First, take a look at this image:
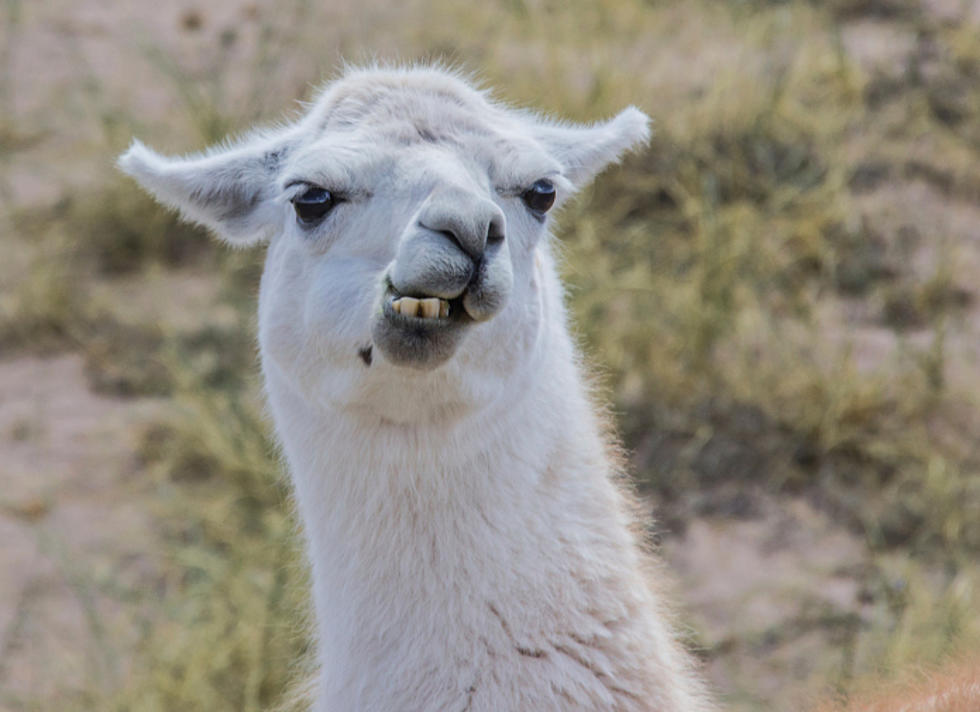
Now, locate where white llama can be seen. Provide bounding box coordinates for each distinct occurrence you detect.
[119,65,715,711]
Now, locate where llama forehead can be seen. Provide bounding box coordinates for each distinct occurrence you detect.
[309,68,496,135]
[284,69,563,192]
[324,89,491,142]
[284,116,562,198]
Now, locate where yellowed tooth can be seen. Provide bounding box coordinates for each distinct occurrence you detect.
[392,298,402,314]
[420,298,440,319]
[400,296,420,317]
[439,300,450,318]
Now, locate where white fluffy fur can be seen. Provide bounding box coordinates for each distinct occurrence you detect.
[120,65,714,711]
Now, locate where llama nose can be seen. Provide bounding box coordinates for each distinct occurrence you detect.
[418,188,505,260]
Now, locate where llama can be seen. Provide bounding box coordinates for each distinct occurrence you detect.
[119,64,980,712]
[118,64,716,711]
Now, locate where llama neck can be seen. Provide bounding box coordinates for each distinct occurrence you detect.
[265,320,710,711]
[270,321,600,583]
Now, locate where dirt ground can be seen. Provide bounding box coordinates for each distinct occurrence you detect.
[0,355,162,704]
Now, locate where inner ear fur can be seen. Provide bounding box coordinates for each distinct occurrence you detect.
[531,106,651,190]
[117,131,294,245]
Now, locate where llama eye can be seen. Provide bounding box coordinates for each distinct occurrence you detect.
[521,179,556,215]
[292,187,336,226]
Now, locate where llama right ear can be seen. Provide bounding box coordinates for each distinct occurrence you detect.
[532,106,651,190]
[117,135,289,245]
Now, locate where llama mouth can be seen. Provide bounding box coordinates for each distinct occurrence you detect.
[372,282,472,368]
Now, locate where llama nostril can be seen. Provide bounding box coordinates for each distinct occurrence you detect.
[487,213,505,246]
[423,224,475,257]
[435,228,459,246]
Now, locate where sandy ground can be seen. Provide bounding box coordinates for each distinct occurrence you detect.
[0,355,163,705]
[664,499,868,709]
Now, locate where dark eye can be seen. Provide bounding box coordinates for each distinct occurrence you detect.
[292,187,337,225]
[522,179,556,216]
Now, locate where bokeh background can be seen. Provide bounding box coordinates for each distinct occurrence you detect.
[2,1,979,710]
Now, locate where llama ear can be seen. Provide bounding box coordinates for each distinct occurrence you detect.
[533,106,651,189]
[117,135,289,245]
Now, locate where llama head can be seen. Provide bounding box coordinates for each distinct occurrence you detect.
[119,66,649,422]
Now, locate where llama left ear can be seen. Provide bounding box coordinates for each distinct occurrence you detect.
[117,134,290,245]
[532,106,651,189]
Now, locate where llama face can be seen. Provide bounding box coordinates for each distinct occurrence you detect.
[257,115,562,419]
[119,67,650,421]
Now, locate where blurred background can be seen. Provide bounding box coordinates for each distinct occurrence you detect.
[1,0,979,710]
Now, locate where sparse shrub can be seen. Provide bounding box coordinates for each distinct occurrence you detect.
[71,182,214,275]
[82,317,171,396]
[0,249,92,352]
[116,368,309,712]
